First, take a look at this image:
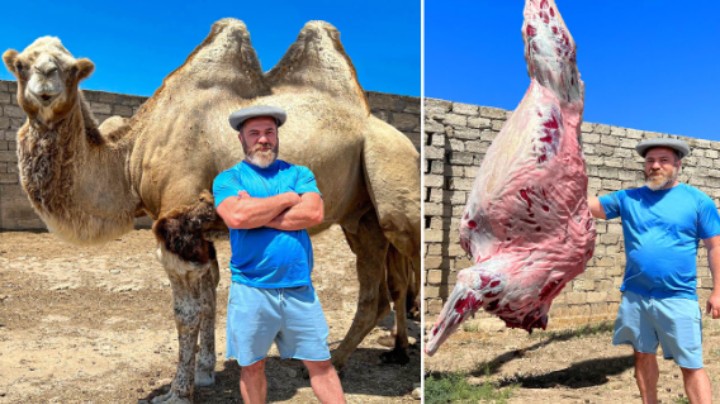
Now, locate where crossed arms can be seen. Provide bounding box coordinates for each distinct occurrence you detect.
[216,191,324,231]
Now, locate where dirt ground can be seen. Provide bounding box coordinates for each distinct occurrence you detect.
[0,226,420,403]
[425,313,720,403]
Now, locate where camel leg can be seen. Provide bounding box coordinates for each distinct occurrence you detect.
[150,191,220,402]
[195,243,219,387]
[399,255,421,320]
[359,119,421,366]
[153,245,208,403]
[380,246,410,365]
[409,255,421,319]
[333,209,390,370]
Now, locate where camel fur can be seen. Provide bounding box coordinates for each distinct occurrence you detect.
[4,19,420,403]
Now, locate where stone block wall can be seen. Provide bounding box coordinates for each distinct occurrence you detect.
[367,92,421,150]
[424,97,720,328]
[0,79,420,230]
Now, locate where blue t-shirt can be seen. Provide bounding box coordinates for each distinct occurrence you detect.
[599,183,720,299]
[212,159,321,288]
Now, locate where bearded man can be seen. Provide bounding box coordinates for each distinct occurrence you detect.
[589,138,720,404]
[213,106,345,404]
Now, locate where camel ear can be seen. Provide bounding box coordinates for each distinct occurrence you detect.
[2,49,18,74]
[75,58,94,81]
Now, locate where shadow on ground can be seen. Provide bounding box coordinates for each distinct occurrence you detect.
[141,345,421,402]
[427,322,634,391]
[497,355,634,388]
[468,322,616,376]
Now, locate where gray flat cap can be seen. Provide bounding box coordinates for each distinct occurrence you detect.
[228,105,287,131]
[636,138,690,159]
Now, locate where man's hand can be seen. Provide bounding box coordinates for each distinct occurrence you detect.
[238,190,300,203]
[216,191,300,229]
[588,196,606,219]
[704,234,720,319]
[266,192,323,231]
[707,291,720,319]
[284,191,302,206]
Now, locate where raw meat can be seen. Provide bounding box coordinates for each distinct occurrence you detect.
[426,0,596,356]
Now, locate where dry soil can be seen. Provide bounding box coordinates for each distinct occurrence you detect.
[0,226,420,403]
[425,311,720,403]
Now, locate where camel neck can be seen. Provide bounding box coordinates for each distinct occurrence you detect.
[17,98,138,244]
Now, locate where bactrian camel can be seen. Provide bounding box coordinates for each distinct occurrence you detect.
[3,19,420,403]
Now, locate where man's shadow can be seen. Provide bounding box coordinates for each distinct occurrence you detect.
[142,344,421,402]
[496,355,634,389]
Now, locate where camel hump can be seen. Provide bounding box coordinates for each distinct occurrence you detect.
[159,17,270,99]
[188,18,264,78]
[267,21,369,111]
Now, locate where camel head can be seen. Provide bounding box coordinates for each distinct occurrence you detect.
[3,36,94,125]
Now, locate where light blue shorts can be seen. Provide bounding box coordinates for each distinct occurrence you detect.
[613,290,703,369]
[226,282,331,366]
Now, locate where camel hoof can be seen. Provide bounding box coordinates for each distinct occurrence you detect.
[380,347,410,365]
[151,390,192,404]
[194,369,215,387]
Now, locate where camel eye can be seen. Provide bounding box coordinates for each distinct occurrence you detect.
[14,62,24,72]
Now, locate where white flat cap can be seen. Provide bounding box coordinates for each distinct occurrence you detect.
[228,105,287,131]
[635,138,690,159]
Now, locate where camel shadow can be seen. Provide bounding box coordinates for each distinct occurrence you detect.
[140,345,421,402]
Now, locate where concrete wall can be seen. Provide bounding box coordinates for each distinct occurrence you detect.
[0,79,420,230]
[424,97,720,328]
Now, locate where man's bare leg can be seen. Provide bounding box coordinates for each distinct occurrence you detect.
[303,360,346,404]
[240,359,267,404]
[634,351,659,404]
[681,367,712,404]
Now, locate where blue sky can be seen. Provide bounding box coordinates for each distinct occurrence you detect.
[426,1,720,141]
[0,0,420,97]
[4,2,717,141]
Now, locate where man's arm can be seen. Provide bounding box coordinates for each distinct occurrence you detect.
[216,191,300,229]
[704,235,720,319]
[588,196,607,219]
[266,192,324,231]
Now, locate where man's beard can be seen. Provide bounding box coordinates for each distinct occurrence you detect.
[645,167,678,191]
[243,141,278,169]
